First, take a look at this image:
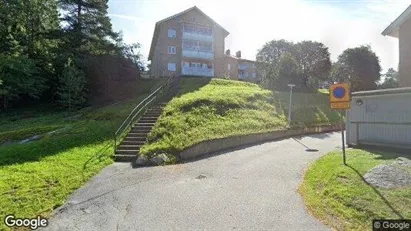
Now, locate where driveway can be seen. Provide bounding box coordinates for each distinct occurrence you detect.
[42,132,341,231]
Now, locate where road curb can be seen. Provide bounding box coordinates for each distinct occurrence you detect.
[178,124,343,160]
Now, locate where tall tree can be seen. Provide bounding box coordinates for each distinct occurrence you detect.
[378,68,399,89]
[256,39,295,90]
[58,0,120,58]
[276,53,301,91]
[294,41,331,90]
[331,45,381,91]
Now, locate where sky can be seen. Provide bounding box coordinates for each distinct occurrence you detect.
[107,0,410,72]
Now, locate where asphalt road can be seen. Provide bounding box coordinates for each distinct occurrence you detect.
[42,132,342,231]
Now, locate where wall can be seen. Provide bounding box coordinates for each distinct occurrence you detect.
[151,9,227,78]
[399,16,411,87]
[346,91,411,148]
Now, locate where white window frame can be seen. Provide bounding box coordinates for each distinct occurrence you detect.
[168,62,176,72]
[168,29,176,38]
[168,46,176,54]
[228,64,231,71]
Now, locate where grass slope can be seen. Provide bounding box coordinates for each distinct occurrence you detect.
[140,78,342,159]
[0,79,163,230]
[299,149,411,230]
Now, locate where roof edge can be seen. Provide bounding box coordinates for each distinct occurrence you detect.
[148,6,230,61]
[382,4,411,37]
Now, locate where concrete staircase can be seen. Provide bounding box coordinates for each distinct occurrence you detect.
[114,103,167,162]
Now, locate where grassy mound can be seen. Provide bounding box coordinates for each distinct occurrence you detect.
[299,149,411,230]
[140,78,342,159]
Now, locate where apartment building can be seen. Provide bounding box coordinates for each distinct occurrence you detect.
[382,4,411,87]
[148,6,258,81]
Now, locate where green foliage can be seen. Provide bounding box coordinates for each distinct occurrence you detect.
[0,0,143,110]
[256,39,331,91]
[140,78,342,158]
[331,45,381,91]
[58,0,121,57]
[56,58,87,109]
[0,54,46,109]
[299,149,411,230]
[378,68,399,89]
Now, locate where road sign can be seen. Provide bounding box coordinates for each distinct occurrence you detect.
[329,83,350,165]
[329,83,350,103]
[330,102,351,109]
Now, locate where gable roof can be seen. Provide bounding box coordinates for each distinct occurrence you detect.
[382,4,411,38]
[148,6,229,60]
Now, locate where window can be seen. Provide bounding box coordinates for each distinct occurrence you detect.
[252,72,256,78]
[168,62,176,71]
[168,29,176,38]
[228,64,231,71]
[183,62,189,67]
[168,46,176,54]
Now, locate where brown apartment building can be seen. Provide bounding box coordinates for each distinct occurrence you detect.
[148,6,259,82]
[382,4,411,87]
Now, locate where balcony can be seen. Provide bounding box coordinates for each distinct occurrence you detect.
[182,49,214,60]
[182,66,214,77]
[182,24,213,42]
[238,63,248,70]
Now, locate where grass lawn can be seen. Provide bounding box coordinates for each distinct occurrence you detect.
[299,149,411,230]
[0,78,163,230]
[140,78,342,159]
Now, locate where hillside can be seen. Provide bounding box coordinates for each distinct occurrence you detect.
[140,78,342,161]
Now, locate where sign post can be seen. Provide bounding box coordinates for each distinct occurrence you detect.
[329,83,351,165]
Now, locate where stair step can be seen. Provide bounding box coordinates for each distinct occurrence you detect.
[116,149,139,154]
[118,145,141,150]
[121,140,145,145]
[135,122,155,126]
[128,132,149,137]
[132,125,153,129]
[140,117,159,120]
[123,137,146,142]
[114,154,137,162]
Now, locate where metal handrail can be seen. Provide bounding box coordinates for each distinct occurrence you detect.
[114,76,178,152]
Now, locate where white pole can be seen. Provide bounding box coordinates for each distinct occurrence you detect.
[288,88,292,126]
[287,84,295,127]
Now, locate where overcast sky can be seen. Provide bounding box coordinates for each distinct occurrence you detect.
[107,0,410,72]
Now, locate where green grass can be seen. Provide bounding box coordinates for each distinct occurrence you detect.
[299,149,411,230]
[140,78,343,159]
[0,78,163,230]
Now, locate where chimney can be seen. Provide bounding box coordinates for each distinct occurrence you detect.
[226,49,231,55]
[236,50,241,58]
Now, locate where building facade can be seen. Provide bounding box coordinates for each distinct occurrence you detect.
[382,4,411,87]
[148,6,258,82]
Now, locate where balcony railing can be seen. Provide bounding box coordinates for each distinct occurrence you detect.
[238,73,249,79]
[182,67,214,77]
[182,32,213,42]
[238,64,248,70]
[182,49,214,60]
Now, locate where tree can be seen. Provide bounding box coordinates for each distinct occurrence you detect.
[378,68,399,89]
[276,53,301,91]
[0,55,46,109]
[256,40,295,90]
[58,0,120,59]
[56,58,87,109]
[117,42,144,70]
[294,41,331,90]
[256,39,331,92]
[332,45,381,91]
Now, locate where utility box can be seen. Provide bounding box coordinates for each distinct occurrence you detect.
[346,87,411,149]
